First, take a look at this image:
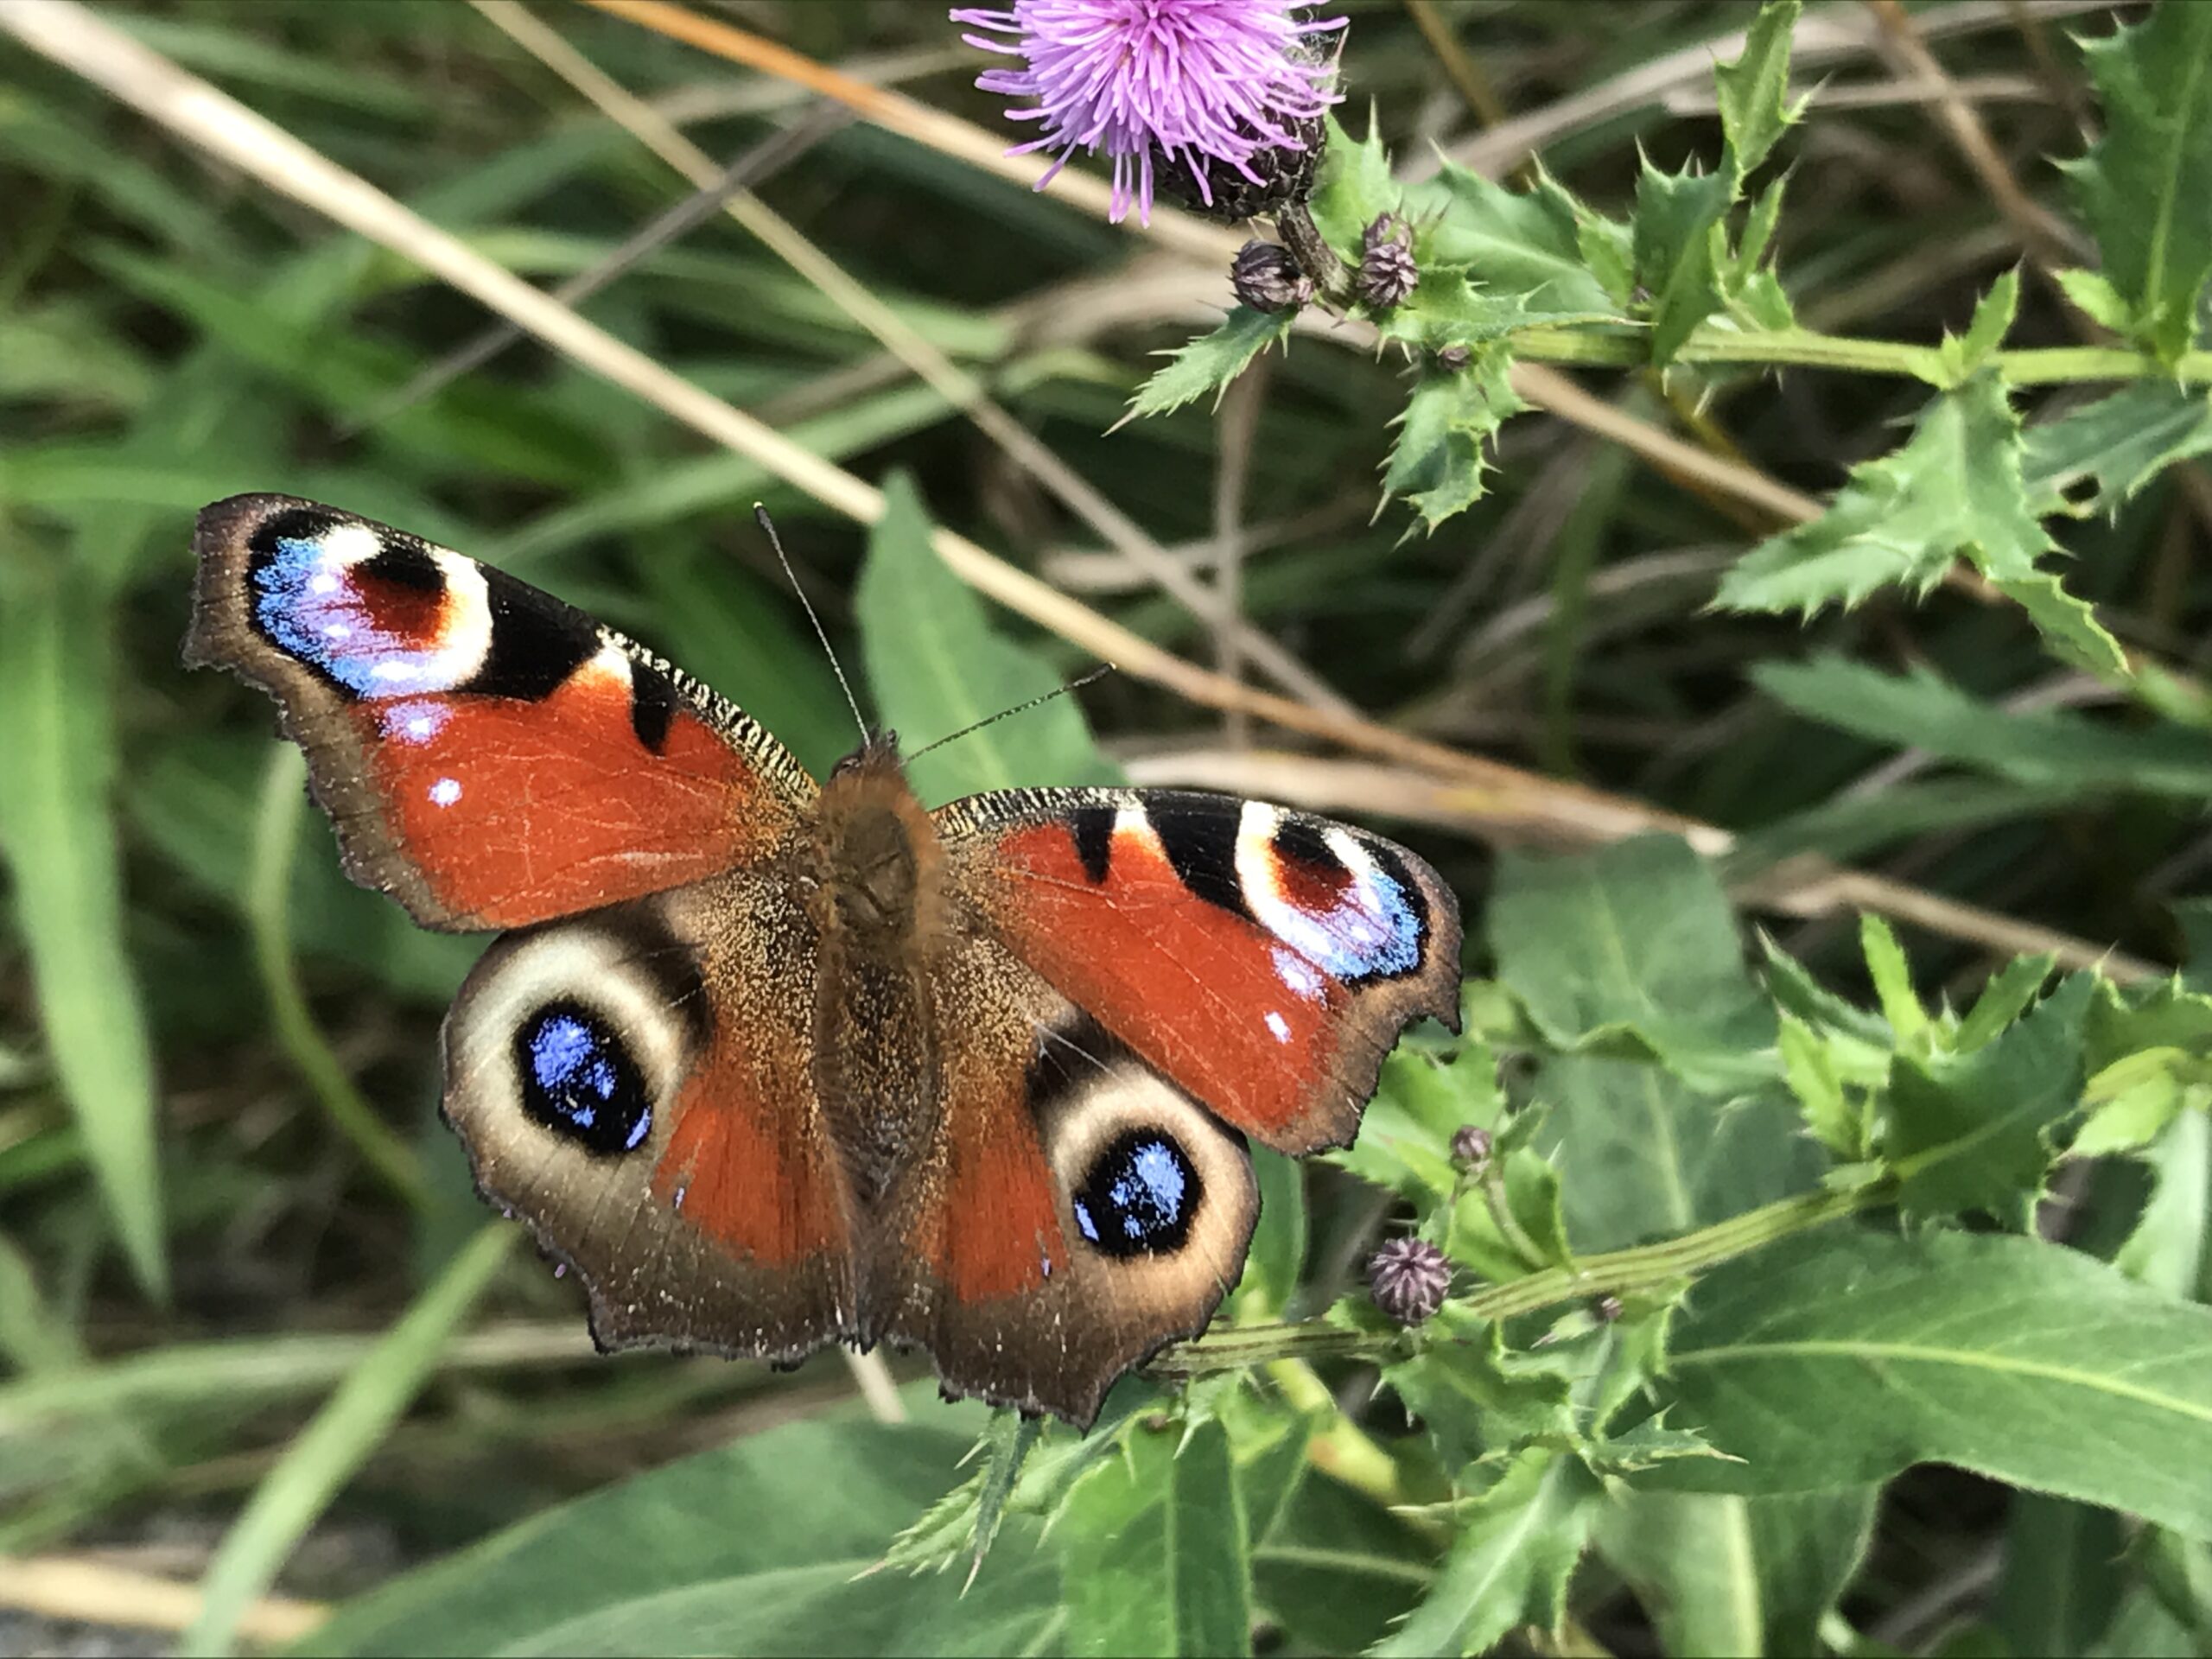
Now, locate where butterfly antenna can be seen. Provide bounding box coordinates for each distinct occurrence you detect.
[755,503,868,743]
[906,664,1116,764]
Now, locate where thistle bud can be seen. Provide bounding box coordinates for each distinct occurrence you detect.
[1357,213,1417,310]
[1231,239,1313,313]
[1449,1124,1493,1170]
[1436,343,1472,372]
[1368,1236,1451,1325]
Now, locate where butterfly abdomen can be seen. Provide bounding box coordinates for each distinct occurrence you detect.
[806,745,957,1211]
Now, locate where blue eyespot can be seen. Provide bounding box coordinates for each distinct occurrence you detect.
[513,1002,651,1157]
[1071,1131,1201,1259]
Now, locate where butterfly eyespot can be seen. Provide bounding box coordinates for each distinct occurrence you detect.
[513,1001,652,1157]
[1070,1128,1202,1258]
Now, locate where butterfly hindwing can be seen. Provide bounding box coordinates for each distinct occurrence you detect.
[868,926,1257,1426]
[186,494,817,930]
[939,788,1463,1155]
[442,870,856,1358]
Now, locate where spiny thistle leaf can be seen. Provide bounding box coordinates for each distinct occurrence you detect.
[1381,344,1526,527]
[2066,3,2212,363]
[1630,158,1732,366]
[1127,304,1293,419]
[2024,380,2212,516]
[1715,0,1806,184]
[1717,373,2120,674]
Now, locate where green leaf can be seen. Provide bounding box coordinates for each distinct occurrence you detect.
[1957,267,2021,373]
[1491,838,1820,1255]
[1382,345,1527,528]
[2067,5,2212,361]
[2023,380,2212,517]
[302,1402,1060,1656]
[1993,572,2131,679]
[1726,776,2085,877]
[1542,1057,1819,1249]
[1715,0,1804,183]
[1890,973,2092,1224]
[856,471,1119,804]
[1127,305,1294,420]
[1716,373,2061,613]
[1597,1487,1877,1658]
[1058,1415,1251,1658]
[1489,836,1777,1094]
[0,572,164,1296]
[1371,1447,1601,1657]
[1575,207,1637,308]
[1419,162,1620,315]
[1859,913,1929,1049]
[1754,655,2212,797]
[186,1226,516,1656]
[1377,1305,1576,1468]
[2055,266,2138,333]
[1995,1493,2128,1656]
[1252,1475,1430,1654]
[1651,1228,2212,1541]
[1955,953,2058,1052]
[1779,1013,1862,1160]
[1376,268,1573,356]
[1632,159,1732,365]
[1307,113,1399,256]
[1236,1147,1307,1316]
[1335,1046,1503,1206]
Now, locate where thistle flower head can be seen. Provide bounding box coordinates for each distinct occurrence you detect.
[952,1,1345,226]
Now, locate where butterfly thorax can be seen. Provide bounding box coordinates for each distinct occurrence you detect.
[805,739,954,1206]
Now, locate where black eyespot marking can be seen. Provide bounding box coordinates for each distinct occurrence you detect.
[514,1001,652,1157]
[247,506,345,562]
[1070,804,1115,884]
[464,572,599,702]
[629,664,677,753]
[359,536,445,594]
[1149,792,1252,918]
[1270,815,1346,880]
[1071,1128,1202,1258]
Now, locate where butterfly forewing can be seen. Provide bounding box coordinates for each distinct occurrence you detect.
[186,494,816,930]
[938,787,1463,1155]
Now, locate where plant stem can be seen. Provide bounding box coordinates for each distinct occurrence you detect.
[1274,199,1355,308]
[1507,321,2212,387]
[1152,1181,1886,1377]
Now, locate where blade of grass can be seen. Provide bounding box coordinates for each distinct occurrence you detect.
[0,565,165,1296]
[179,1223,516,1657]
[247,746,428,1211]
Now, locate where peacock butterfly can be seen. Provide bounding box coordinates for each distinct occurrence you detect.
[186,493,1463,1425]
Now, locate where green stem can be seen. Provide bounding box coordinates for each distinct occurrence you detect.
[248,747,429,1211]
[1508,320,2212,387]
[1152,1180,1885,1378]
[1274,199,1356,309]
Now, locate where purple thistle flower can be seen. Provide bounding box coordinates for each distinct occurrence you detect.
[951,1,1345,226]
